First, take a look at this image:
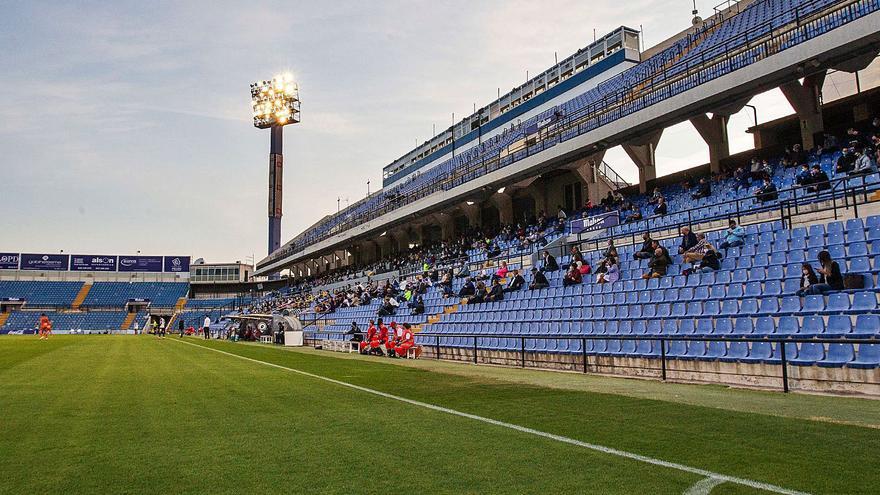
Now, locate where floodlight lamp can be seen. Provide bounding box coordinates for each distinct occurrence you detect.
[251,73,300,129]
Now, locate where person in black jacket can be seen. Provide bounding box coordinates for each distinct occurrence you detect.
[502,269,525,293]
[755,178,778,202]
[653,197,668,216]
[677,227,698,254]
[541,251,559,272]
[633,233,654,260]
[691,178,711,199]
[795,263,820,296]
[458,277,476,297]
[798,251,843,296]
[529,268,550,290]
[806,165,830,193]
[485,279,504,302]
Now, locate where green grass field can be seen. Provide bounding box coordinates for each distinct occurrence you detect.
[1,336,878,494]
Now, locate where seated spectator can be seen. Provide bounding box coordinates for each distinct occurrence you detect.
[458,277,476,298]
[651,240,672,265]
[634,232,654,260]
[850,145,878,176]
[570,245,584,263]
[541,250,559,272]
[806,165,830,193]
[596,256,619,284]
[718,219,745,252]
[466,281,487,304]
[600,191,615,209]
[691,178,711,199]
[503,269,525,293]
[377,296,397,317]
[529,268,550,290]
[623,204,643,223]
[797,250,843,296]
[653,197,668,216]
[647,187,663,205]
[683,232,714,264]
[695,249,720,272]
[677,226,697,254]
[754,178,778,203]
[577,260,592,276]
[486,242,502,258]
[733,166,750,192]
[835,147,855,174]
[603,240,618,259]
[491,261,509,283]
[409,295,425,315]
[795,164,812,187]
[795,263,819,296]
[642,248,670,279]
[562,263,583,286]
[485,279,504,302]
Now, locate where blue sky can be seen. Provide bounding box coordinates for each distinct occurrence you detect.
[0,0,851,263]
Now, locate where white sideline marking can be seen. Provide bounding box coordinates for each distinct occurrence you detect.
[684,477,726,495]
[173,339,810,495]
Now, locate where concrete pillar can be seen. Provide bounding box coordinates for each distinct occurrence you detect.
[690,113,729,174]
[622,130,663,193]
[780,72,826,150]
[490,192,514,225]
[567,151,608,202]
[431,212,455,241]
[459,201,481,228]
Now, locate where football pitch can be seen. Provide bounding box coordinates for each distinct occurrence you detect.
[1,336,878,494]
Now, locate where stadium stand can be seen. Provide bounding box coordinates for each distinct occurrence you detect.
[0,281,84,306]
[82,282,189,308]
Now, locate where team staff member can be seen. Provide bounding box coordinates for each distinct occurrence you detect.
[38,313,52,340]
[360,320,377,354]
[394,323,416,358]
[203,315,211,339]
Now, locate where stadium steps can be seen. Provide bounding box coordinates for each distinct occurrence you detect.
[0,313,9,329]
[70,281,93,310]
[174,297,187,311]
[121,312,137,330]
[164,312,178,332]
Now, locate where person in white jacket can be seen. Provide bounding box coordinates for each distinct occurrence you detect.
[203,316,211,339]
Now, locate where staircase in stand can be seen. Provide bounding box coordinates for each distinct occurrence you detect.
[121,312,137,331]
[174,297,187,312]
[71,281,93,310]
[0,312,10,329]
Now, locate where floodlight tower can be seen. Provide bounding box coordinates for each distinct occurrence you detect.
[250,73,301,257]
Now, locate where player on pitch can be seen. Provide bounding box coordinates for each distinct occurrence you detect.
[38,313,52,340]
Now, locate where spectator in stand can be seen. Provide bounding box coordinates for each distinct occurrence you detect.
[600,191,616,209]
[596,256,619,284]
[653,196,668,216]
[806,165,830,193]
[503,269,525,293]
[677,226,698,255]
[577,260,592,276]
[409,295,425,315]
[733,165,750,192]
[492,261,509,283]
[683,232,714,264]
[846,127,867,148]
[541,250,559,272]
[562,263,583,286]
[795,164,812,186]
[651,240,672,265]
[642,248,670,279]
[718,219,746,253]
[835,147,855,174]
[695,249,720,272]
[797,251,843,296]
[796,263,819,296]
[634,232,655,260]
[439,269,454,297]
[623,204,642,223]
[486,278,504,302]
[529,267,550,290]
[378,296,397,317]
[557,205,567,221]
[570,245,584,264]
[787,143,807,167]
[851,145,878,175]
[455,264,471,279]
[755,177,778,203]
[458,277,476,297]
[603,240,618,259]
[691,178,711,200]
[467,281,487,304]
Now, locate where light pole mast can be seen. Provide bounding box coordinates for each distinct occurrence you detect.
[250,73,300,261]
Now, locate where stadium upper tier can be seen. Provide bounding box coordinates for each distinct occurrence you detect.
[81,282,189,308]
[258,0,879,274]
[0,281,83,306]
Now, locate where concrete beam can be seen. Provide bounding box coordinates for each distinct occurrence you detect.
[832,51,879,73]
[780,71,826,149]
[690,113,729,173]
[622,129,663,193]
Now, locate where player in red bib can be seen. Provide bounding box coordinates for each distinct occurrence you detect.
[359,320,377,354]
[387,321,404,357]
[394,323,417,358]
[38,313,52,340]
[373,319,390,356]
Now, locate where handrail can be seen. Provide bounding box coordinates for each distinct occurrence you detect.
[306,330,879,392]
[260,0,874,270]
